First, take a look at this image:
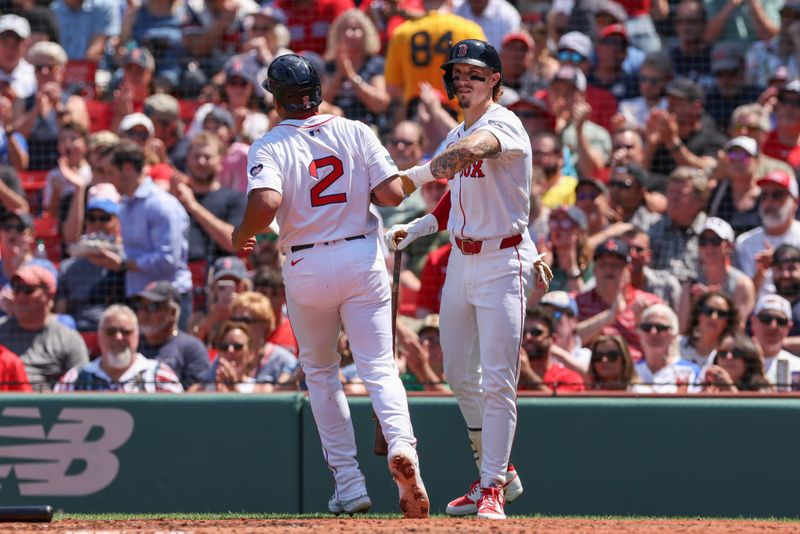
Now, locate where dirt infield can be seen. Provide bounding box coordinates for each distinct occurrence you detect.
[2,517,799,533]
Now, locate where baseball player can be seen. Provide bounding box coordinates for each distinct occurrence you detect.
[231,54,429,519]
[386,39,553,520]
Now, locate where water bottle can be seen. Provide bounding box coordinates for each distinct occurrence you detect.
[34,239,47,260]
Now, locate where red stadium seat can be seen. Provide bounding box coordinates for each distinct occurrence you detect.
[33,212,61,263]
[64,60,97,98]
[86,99,112,133]
[18,170,48,215]
[178,99,201,124]
[80,331,100,359]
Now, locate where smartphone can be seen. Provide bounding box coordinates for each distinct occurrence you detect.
[216,280,236,303]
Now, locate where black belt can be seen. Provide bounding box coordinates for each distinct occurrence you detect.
[291,234,365,253]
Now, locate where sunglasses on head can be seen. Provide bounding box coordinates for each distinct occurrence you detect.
[218,342,245,352]
[639,322,670,333]
[593,350,622,361]
[716,349,746,360]
[698,235,724,247]
[557,50,585,64]
[104,326,134,337]
[1,222,27,233]
[699,303,731,318]
[10,281,41,295]
[86,212,113,223]
[756,313,789,327]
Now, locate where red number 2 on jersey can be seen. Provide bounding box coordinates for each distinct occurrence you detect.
[309,156,347,207]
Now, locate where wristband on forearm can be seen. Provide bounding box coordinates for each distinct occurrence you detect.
[405,162,435,187]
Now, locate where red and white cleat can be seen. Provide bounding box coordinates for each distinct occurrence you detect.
[445,464,523,516]
[476,484,506,520]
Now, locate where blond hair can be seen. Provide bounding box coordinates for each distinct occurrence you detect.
[231,291,276,334]
[324,9,381,61]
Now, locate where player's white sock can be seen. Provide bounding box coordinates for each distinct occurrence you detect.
[468,429,482,473]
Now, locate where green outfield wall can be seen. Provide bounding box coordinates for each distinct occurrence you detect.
[0,394,797,517]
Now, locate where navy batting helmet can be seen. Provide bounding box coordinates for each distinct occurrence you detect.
[263,54,322,113]
[441,39,502,99]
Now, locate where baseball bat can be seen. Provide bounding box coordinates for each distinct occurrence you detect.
[0,505,54,522]
[373,249,403,457]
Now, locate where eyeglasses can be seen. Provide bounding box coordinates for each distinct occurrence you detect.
[593,350,622,361]
[756,313,789,327]
[599,37,627,48]
[733,124,762,135]
[609,178,634,190]
[1,222,27,233]
[576,190,600,201]
[86,213,113,223]
[726,150,752,162]
[230,316,266,324]
[639,322,670,333]
[124,129,150,142]
[524,327,546,337]
[698,235,724,247]
[390,138,417,149]
[716,349,747,360]
[218,342,245,352]
[226,77,249,87]
[33,64,56,73]
[104,326,135,337]
[699,303,731,318]
[548,218,575,229]
[133,299,168,313]
[557,50,585,64]
[639,75,664,85]
[760,189,790,202]
[10,281,41,295]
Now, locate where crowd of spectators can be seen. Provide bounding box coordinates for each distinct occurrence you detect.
[0,0,798,394]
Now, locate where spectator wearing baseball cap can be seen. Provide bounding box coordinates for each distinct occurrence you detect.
[118,113,155,148]
[575,237,662,361]
[676,216,754,329]
[763,80,800,172]
[133,280,210,389]
[705,42,761,132]
[618,51,672,132]
[0,14,35,100]
[109,47,155,135]
[770,244,800,338]
[546,205,592,293]
[546,65,613,180]
[394,313,448,393]
[187,255,251,344]
[144,93,189,172]
[744,3,800,89]
[589,24,639,101]
[539,290,592,372]
[0,263,89,390]
[707,136,765,237]
[736,170,800,291]
[645,78,727,179]
[750,294,800,390]
[500,31,539,94]
[57,190,127,336]
[608,163,660,232]
[727,103,796,182]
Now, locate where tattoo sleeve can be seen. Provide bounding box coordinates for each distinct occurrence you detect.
[429,130,501,179]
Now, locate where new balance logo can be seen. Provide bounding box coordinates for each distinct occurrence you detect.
[0,407,134,496]
[460,160,485,179]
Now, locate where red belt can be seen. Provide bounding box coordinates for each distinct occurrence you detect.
[454,234,522,255]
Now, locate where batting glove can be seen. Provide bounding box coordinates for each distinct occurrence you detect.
[533,253,554,290]
[401,162,435,188]
[385,214,438,251]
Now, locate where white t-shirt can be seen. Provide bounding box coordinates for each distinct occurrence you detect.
[634,358,701,393]
[763,349,800,390]
[247,114,398,252]
[443,103,532,241]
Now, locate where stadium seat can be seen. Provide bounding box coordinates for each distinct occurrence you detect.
[178,99,201,124]
[33,212,61,263]
[86,99,113,133]
[80,331,100,359]
[18,170,48,215]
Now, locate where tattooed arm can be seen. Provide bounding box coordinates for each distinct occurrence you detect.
[402,130,501,188]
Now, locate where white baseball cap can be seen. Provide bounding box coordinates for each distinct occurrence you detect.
[540,291,578,316]
[0,14,29,39]
[724,136,759,157]
[558,32,593,59]
[700,217,735,242]
[118,113,154,136]
[754,294,792,319]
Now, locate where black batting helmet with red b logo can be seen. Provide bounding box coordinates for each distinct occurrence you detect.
[263,54,322,113]
[441,39,503,99]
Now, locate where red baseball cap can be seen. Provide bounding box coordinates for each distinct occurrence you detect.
[502,31,534,50]
[13,264,56,297]
[600,23,628,42]
[757,170,799,199]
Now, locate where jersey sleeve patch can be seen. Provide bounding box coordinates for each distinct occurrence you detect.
[249,164,263,177]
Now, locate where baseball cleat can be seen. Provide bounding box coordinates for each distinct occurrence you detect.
[445,463,523,516]
[388,450,430,518]
[328,494,372,515]
[476,483,506,520]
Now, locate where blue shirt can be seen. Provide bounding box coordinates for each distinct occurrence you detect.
[51,0,120,59]
[120,178,192,295]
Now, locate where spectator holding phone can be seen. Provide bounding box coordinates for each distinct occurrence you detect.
[702,332,771,393]
[188,255,250,343]
[750,294,800,389]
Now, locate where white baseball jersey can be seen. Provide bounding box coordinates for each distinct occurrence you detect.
[442,103,532,241]
[246,114,398,251]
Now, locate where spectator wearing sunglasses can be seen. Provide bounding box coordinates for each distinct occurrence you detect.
[706,137,764,237]
[701,332,771,393]
[543,205,592,293]
[588,24,639,102]
[678,290,738,366]
[0,264,88,390]
[619,52,672,132]
[726,104,795,180]
[190,321,260,392]
[55,194,127,334]
[679,217,754,327]
[771,244,800,340]
[540,290,592,372]
[587,334,640,391]
[763,80,800,174]
[635,303,700,393]
[608,164,660,232]
[736,170,800,293]
[188,255,251,344]
[576,238,662,361]
[134,281,209,389]
[574,177,614,242]
[517,306,585,392]
[749,294,800,389]
[56,305,182,392]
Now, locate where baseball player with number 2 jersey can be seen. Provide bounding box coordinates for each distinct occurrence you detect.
[232,54,429,519]
[386,39,553,520]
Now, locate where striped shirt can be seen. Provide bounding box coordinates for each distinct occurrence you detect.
[55,353,183,393]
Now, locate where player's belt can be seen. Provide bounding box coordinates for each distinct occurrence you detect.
[454,234,523,255]
[290,234,366,253]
